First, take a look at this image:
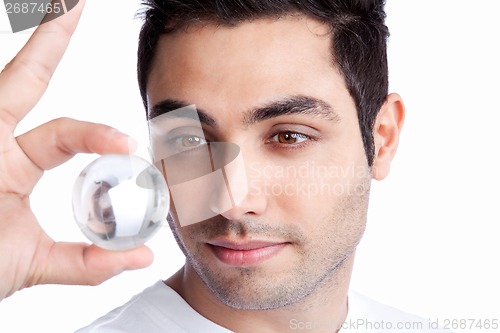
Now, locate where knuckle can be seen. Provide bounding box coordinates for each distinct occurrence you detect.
[50,117,73,125]
[1,60,14,75]
[15,57,52,90]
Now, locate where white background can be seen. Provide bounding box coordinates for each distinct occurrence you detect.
[0,1,499,332]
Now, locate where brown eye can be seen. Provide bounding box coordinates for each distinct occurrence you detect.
[181,136,205,147]
[274,132,309,144]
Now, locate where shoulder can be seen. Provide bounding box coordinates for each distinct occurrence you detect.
[344,291,452,333]
[75,281,232,333]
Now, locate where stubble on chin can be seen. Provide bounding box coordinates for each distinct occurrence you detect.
[168,176,371,310]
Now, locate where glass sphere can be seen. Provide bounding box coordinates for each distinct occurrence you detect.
[72,154,169,250]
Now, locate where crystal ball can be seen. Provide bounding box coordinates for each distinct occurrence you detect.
[72,154,169,250]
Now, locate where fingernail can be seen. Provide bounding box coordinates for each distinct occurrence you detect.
[126,136,138,153]
[112,130,138,153]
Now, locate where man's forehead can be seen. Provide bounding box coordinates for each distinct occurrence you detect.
[148,16,337,89]
[145,13,351,125]
[152,14,334,61]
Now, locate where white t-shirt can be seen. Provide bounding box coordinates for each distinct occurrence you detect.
[76,281,450,333]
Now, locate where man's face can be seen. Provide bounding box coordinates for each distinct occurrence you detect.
[147,16,371,310]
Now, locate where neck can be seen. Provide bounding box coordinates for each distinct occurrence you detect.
[166,254,354,333]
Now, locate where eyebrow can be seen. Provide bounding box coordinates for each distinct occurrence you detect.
[244,95,340,126]
[148,95,340,127]
[149,100,217,127]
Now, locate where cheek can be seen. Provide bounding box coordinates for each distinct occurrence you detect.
[262,168,341,219]
[166,208,192,244]
[265,160,371,225]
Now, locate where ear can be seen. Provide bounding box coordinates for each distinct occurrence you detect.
[371,93,405,180]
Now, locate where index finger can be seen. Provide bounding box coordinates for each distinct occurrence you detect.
[0,0,86,131]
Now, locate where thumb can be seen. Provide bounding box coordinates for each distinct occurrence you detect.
[38,242,154,287]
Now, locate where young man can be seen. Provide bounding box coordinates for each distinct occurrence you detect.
[0,0,448,332]
[78,0,446,332]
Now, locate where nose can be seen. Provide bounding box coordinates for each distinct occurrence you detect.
[209,142,267,221]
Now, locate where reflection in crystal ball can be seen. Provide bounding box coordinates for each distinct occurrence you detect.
[72,155,169,250]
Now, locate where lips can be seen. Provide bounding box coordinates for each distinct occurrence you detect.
[207,240,288,266]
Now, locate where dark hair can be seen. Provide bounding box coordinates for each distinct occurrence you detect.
[138,0,389,166]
